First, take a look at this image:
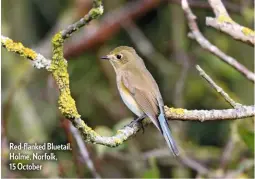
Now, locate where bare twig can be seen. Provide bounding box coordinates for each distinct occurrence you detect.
[168,0,241,14]
[206,0,255,46]
[181,0,255,83]
[64,0,162,58]
[223,159,254,178]
[196,65,241,108]
[61,119,83,177]
[70,124,101,179]
[178,155,209,174]
[174,63,189,107]
[208,0,229,17]
[219,138,235,170]
[61,0,103,39]
[142,148,209,174]
[196,65,242,172]
[219,122,239,171]
[121,20,173,74]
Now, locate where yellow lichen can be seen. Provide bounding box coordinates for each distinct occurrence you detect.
[74,120,99,141]
[84,125,98,136]
[169,108,185,115]
[58,91,80,118]
[52,32,64,47]
[217,15,233,23]
[3,38,37,60]
[117,130,122,134]
[50,32,80,119]
[89,8,102,19]
[242,27,255,36]
[114,138,122,145]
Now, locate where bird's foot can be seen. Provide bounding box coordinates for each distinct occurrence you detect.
[127,114,146,133]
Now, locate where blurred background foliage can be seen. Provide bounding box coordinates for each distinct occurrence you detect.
[1,0,254,178]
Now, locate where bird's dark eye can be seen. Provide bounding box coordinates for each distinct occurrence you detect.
[116,54,122,59]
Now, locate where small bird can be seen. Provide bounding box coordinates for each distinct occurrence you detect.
[101,46,179,156]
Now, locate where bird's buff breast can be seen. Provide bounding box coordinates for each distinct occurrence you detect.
[118,81,144,117]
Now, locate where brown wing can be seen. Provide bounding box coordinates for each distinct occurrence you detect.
[121,71,161,130]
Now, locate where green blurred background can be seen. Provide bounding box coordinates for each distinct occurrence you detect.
[1,0,254,178]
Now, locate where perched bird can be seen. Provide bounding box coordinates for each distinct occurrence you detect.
[101,46,179,156]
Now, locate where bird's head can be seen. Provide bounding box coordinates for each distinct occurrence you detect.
[101,46,137,71]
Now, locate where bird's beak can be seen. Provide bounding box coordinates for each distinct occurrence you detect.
[100,56,109,60]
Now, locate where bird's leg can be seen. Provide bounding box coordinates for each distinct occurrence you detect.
[127,114,147,133]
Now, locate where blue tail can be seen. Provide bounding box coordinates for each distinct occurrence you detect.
[158,113,179,156]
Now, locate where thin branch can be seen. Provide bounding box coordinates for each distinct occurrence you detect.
[178,155,209,174]
[219,121,239,171]
[1,35,51,69]
[32,0,162,60]
[219,138,235,170]
[142,148,209,174]
[208,0,229,17]
[121,20,173,74]
[72,104,254,148]
[206,18,255,46]
[181,0,255,83]
[206,0,254,46]
[168,0,241,14]
[64,0,162,58]
[70,124,101,179]
[223,159,254,178]
[61,119,83,177]
[196,65,241,108]
[61,0,103,39]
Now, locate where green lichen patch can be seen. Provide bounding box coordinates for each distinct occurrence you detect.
[89,7,103,19]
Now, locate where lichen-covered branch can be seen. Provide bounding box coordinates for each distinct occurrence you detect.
[69,105,254,147]
[61,0,103,39]
[1,35,51,69]
[1,0,254,148]
[206,0,255,46]
[164,106,254,121]
[181,0,255,83]
[48,0,104,119]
